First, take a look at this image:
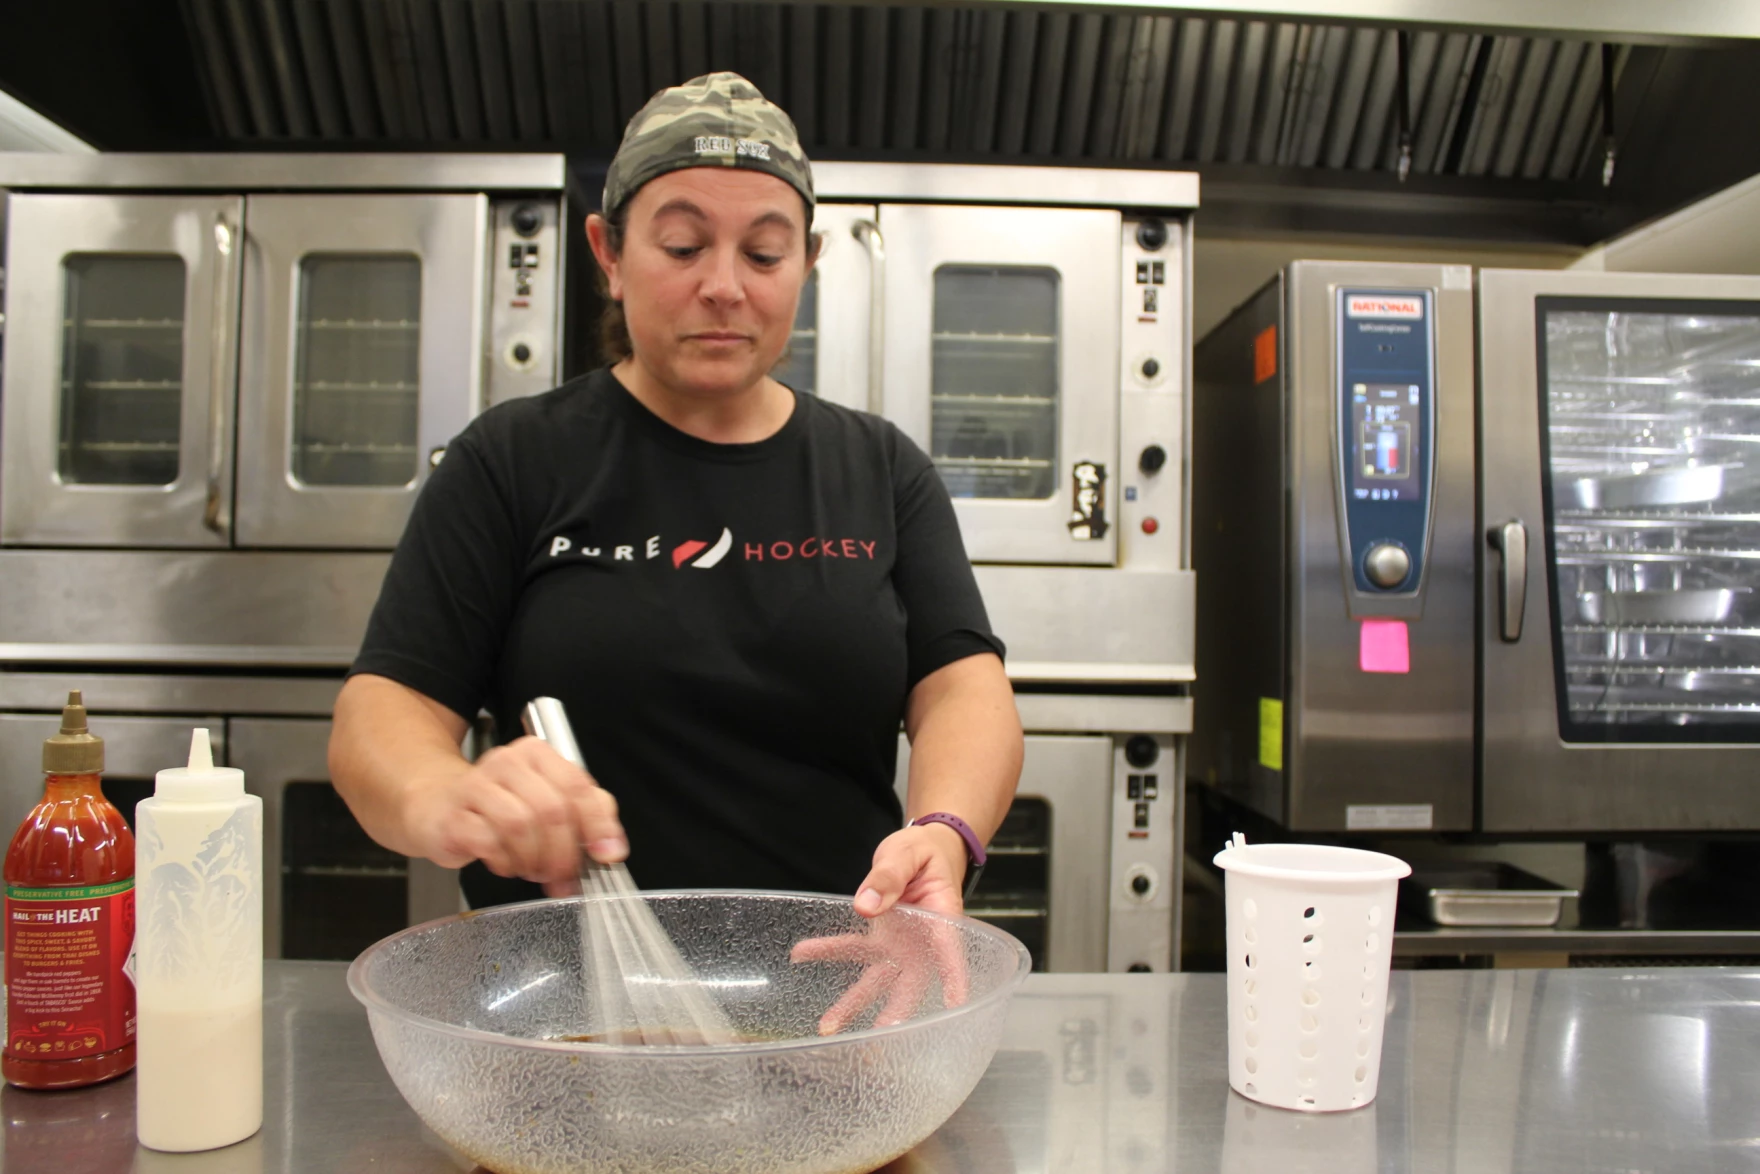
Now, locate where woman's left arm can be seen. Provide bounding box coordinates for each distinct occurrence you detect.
[853,651,1023,918]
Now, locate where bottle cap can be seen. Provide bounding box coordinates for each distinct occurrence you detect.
[43,690,104,774]
[154,728,246,803]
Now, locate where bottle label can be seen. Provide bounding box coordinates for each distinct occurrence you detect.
[5,880,136,1060]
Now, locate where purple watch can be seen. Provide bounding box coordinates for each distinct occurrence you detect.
[908,812,988,898]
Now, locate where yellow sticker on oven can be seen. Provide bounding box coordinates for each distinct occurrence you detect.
[1258,698,1284,771]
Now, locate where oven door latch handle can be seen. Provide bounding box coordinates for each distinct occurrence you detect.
[851,219,885,416]
[204,213,236,536]
[1489,519,1527,642]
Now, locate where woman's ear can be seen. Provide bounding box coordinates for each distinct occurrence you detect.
[585,214,624,301]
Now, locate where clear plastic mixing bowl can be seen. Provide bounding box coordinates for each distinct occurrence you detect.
[348,891,1030,1174]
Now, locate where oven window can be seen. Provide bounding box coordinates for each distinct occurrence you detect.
[282,782,408,960]
[965,797,1050,971]
[58,254,186,486]
[930,265,1059,500]
[1539,298,1760,742]
[773,268,818,395]
[292,253,421,488]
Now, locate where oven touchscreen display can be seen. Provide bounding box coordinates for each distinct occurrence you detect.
[1349,382,1422,501]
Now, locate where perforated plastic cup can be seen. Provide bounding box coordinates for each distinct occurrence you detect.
[1213,835,1411,1112]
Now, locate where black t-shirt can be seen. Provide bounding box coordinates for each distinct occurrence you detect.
[351,369,1004,908]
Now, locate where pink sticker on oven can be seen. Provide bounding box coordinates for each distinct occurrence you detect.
[1359,619,1410,674]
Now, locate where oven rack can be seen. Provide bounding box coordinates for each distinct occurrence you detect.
[1569,699,1760,716]
[1563,623,1760,637]
[1557,548,1760,563]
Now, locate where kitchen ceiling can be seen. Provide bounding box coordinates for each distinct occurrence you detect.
[5,1,1760,244]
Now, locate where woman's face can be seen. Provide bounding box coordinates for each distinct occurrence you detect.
[593,167,813,399]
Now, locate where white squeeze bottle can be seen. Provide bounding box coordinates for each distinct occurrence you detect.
[134,728,264,1152]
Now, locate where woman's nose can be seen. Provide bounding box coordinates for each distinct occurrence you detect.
[699,246,746,306]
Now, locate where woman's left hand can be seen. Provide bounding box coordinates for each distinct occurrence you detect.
[790,825,972,1035]
[854,823,969,919]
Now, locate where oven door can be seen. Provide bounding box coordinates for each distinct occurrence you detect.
[226,717,457,959]
[1,193,242,547]
[1479,269,1760,832]
[0,713,225,843]
[235,194,488,548]
[774,203,877,411]
[896,732,1111,972]
[879,204,1122,565]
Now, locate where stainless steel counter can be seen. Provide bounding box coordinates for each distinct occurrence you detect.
[3,962,1755,1173]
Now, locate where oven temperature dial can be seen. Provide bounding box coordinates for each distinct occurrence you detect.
[1125,864,1158,902]
[504,336,541,372]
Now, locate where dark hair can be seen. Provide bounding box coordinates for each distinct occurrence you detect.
[592,196,821,366]
[594,204,633,364]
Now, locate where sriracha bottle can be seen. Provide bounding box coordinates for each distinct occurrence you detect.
[3,690,137,1089]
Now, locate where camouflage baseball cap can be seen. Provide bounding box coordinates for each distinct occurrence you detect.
[602,72,814,218]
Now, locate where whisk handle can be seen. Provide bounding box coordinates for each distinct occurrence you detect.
[523,697,588,771]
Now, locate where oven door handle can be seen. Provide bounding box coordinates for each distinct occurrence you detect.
[203,213,236,536]
[851,219,885,416]
[1489,519,1527,642]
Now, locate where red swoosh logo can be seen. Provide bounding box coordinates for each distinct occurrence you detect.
[671,540,708,568]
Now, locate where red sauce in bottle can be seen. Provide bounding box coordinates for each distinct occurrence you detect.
[3,692,136,1089]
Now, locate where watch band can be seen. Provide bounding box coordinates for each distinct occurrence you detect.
[908,812,988,898]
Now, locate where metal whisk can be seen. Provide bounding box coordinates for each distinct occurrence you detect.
[523,698,738,1046]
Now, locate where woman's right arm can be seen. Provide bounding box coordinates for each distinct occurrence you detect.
[330,673,628,892]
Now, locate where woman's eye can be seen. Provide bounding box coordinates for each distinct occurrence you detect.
[663,245,700,260]
[747,252,782,267]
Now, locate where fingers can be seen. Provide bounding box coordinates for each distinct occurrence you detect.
[817,959,898,1036]
[854,831,923,918]
[416,738,628,885]
[790,932,886,966]
[873,943,932,1027]
[930,919,970,1008]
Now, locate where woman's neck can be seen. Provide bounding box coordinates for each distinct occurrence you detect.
[611,358,795,444]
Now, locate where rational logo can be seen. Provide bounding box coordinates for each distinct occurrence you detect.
[1346,294,1425,320]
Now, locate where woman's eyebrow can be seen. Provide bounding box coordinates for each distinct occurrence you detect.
[747,210,798,232]
[651,197,708,220]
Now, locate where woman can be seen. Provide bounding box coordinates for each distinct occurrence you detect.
[329,73,1022,928]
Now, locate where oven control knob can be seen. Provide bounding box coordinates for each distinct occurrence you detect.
[1124,735,1159,768]
[1364,543,1412,589]
[1138,444,1167,475]
[1135,218,1168,251]
[1125,864,1158,902]
[1127,963,1152,973]
[510,204,543,238]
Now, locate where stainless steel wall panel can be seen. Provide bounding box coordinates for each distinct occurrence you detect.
[256,0,314,139]
[504,1,549,142]
[996,12,1039,157]
[1028,11,1072,158]
[1410,32,1468,173]
[290,0,348,140]
[1157,18,1206,161]
[1059,14,1105,157]
[887,7,924,151]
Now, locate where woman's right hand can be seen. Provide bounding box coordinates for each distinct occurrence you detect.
[400,736,628,895]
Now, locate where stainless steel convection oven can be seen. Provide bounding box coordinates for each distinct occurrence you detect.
[1192,262,1760,838]
[0,153,586,959]
[802,164,1202,971]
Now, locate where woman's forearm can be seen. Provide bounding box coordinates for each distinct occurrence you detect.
[902,653,1023,844]
[328,673,473,858]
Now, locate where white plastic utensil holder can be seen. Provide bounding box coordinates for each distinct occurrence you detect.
[1213,834,1411,1113]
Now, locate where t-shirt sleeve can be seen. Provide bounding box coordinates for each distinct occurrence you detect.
[349,430,524,721]
[891,434,1007,688]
